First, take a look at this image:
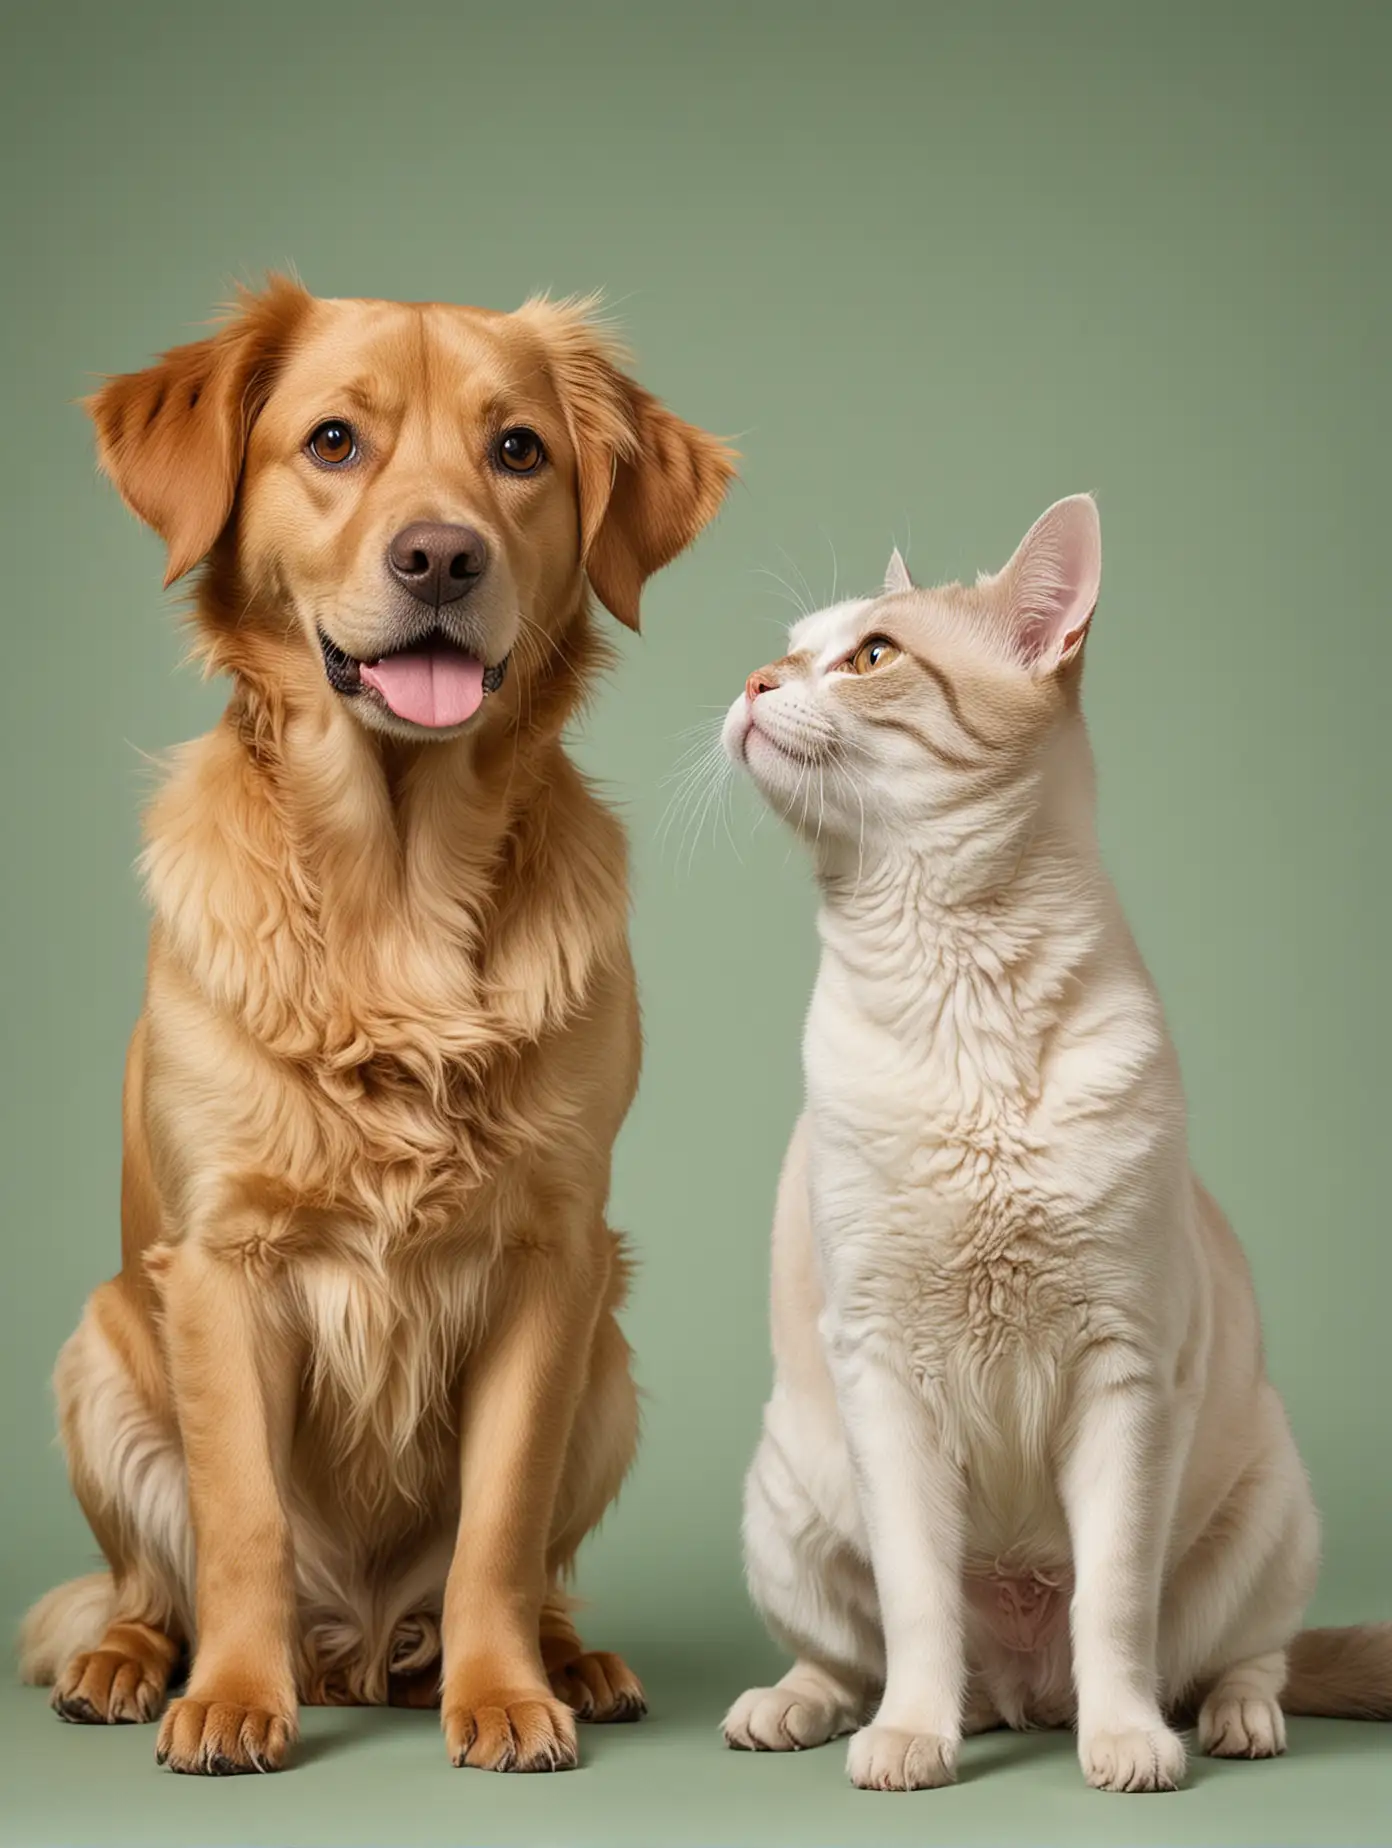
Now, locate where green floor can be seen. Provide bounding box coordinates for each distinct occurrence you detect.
[4,1663,1391,1848]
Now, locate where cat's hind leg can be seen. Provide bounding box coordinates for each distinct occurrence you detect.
[1195,1651,1288,1759]
[723,1418,879,1753]
[1162,1387,1319,1763]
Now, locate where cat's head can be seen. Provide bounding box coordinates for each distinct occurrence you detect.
[722,495,1102,860]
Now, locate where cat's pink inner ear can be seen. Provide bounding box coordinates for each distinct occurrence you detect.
[999,495,1102,670]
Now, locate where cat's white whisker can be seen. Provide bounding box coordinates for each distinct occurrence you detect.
[781,750,818,867]
[661,732,729,785]
[752,565,811,616]
[715,768,745,866]
[848,764,867,895]
[682,752,734,876]
[668,712,733,751]
[775,544,819,619]
[657,712,740,878]
[656,728,730,867]
[820,527,840,608]
[826,754,866,894]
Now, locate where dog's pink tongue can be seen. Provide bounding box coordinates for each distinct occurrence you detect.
[359,646,485,728]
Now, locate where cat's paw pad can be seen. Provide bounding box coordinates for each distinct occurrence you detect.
[846,1724,957,1790]
[1198,1692,1286,1759]
[723,1684,854,1752]
[1080,1722,1186,1793]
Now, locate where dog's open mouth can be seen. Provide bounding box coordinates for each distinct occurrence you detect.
[319,631,509,730]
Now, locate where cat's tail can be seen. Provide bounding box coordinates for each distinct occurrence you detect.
[17,1572,115,1685]
[1283,1624,1392,1719]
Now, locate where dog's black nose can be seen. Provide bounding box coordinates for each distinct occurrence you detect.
[387,523,489,606]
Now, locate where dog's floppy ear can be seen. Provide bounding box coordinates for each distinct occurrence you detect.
[523,298,736,630]
[582,375,737,631]
[85,275,312,586]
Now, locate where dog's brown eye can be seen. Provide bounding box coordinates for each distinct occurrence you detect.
[307,421,357,466]
[851,636,901,674]
[495,427,545,474]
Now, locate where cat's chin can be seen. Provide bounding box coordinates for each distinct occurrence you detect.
[745,725,805,769]
[725,706,791,786]
[737,729,808,813]
[742,707,830,782]
[723,697,854,842]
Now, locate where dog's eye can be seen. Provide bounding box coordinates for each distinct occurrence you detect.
[495,427,546,475]
[307,421,357,467]
[850,636,901,674]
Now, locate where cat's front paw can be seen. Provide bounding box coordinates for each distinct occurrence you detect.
[846,1723,957,1790]
[724,1683,855,1752]
[1079,1722,1186,1793]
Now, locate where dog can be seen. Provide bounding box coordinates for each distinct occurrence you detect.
[19,278,734,1774]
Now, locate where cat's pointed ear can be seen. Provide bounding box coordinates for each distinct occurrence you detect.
[988,494,1101,671]
[884,546,914,595]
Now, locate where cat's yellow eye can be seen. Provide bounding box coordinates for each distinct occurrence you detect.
[850,636,901,675]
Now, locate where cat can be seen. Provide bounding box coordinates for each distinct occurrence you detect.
[718,496,1392,1792]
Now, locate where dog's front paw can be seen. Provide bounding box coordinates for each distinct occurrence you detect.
[846,1723,957,1790]
[155,1696,295,1774]
[443,1688,578,1772]
[1080,1722,1186,1792]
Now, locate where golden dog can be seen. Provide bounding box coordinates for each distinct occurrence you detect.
[19,279,733,1774]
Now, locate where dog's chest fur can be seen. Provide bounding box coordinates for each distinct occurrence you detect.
[290,1233,491,1523]
[142,722,633,1516]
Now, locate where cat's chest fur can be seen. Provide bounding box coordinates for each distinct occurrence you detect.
[808,967,1085,1368]
[804,899,1182,1491]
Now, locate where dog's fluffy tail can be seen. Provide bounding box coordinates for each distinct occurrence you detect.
[17,1573,114,1685]
[1284,1624,1392,1720]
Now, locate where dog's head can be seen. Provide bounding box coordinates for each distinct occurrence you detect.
[87,279,735,742]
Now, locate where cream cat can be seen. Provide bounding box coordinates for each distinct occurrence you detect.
[719,496,1391,1792]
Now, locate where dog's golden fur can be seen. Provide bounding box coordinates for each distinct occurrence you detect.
[19,279,734,1773]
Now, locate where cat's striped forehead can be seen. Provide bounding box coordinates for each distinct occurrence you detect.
[786,598,878,665]
[787,591,960,669]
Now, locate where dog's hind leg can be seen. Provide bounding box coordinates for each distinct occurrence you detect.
[540,1594,646,1724]
[26,1279,189,1725]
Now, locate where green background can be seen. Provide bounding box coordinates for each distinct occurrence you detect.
[2,1,1389,1842]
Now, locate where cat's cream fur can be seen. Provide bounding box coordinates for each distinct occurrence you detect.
[719,498,1392,1792]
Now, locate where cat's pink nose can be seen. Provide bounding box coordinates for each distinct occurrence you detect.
[746,668,777,702]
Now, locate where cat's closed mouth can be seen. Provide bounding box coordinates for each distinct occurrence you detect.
[744,718,808,765]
